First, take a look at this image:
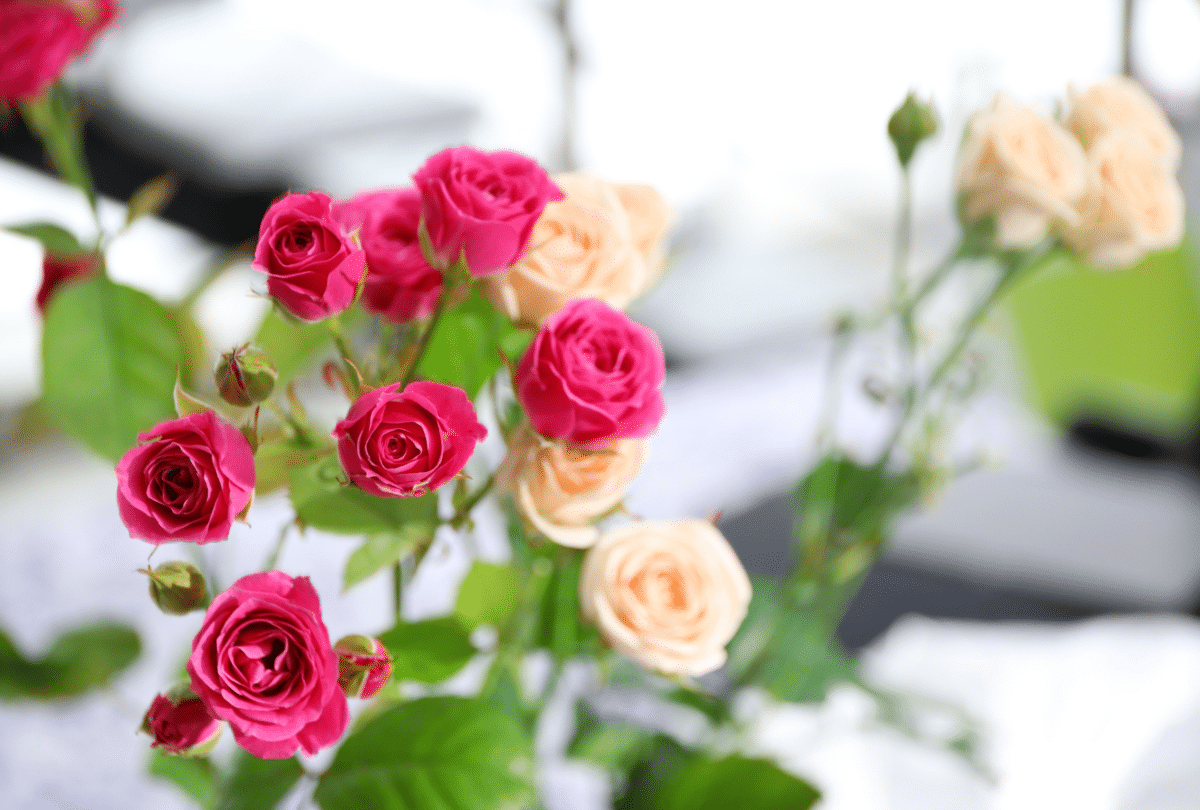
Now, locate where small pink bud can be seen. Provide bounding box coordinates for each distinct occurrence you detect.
[334,635,392,699]
[141,683,222,757]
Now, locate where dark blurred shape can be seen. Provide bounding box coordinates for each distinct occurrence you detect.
[1069,414,1200,475]
[0,112,285,246]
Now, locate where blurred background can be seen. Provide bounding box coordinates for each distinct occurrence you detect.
[4,0,1200,807]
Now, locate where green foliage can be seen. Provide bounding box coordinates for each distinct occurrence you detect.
[378,618,476,683]
[126,174,179,226]
[652,755,820,810]
[314,696,534,810]
[254,307,334,384]
[0,622,140,700]
[533,552,599,658]
[253,439,332,495]
[793,455,919,581]
[4,221,87,255]
[42,275,186,461]
[612,735,689,810]
[454,562,520,629]
[20,84,97,208]
[289,456,439,536]
[569,703,656,773]
[418,287,532,400]
[343,533,420,590]
[218,750,304,810]
[148,751,217,810]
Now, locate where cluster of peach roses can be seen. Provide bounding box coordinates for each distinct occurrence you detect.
[958,78,1184,268]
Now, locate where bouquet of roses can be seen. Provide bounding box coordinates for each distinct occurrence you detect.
[1,3,1187,808]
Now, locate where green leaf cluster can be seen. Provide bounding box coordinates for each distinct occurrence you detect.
[0,622,140,700]
[418,287,532,400]
[148,749,304,810]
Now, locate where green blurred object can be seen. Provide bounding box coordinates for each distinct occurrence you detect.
[1005,238,1200,435]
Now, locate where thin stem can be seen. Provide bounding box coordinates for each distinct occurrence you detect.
[449,473,496,530]
[392,561,403,624]
[327,318,362,399]
[179,247,242,313]
[399,284,452,388]
[263,523,289,571]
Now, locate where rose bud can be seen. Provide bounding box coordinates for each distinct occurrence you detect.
[333,635,392,699]
[516,299,666,449]
[413,146,564,277]
[215,345,277,407]
[333,380,487,498]
[0,0,120,102]
[188,572,349,759]
[144,560,208,615]
[115,411,256,544]
[887,92,939,168]
[141,683,222,757]
[36,251,100,313]
[580,519,752,677]
[332,188,444,323]
[253,190,366,322]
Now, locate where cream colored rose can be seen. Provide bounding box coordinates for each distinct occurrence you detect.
[1063,133,1185,269]
[1065,78,1181,171]
[482,173,667,326]
[497,423,646,548]
[580,519,752,677]
[614,182,674,279]
[957,94,1088,248]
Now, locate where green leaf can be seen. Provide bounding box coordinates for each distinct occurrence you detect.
[126,173,179,226]
[418,287,529,400]
[174,371,213,418]
[253,439,332,495]
[377,617,475,683]
[19,84,97,208]
[454,562,520,630]
[254,307,334,384]
[612,735,689,810]
[533,553,598,658]
[344,533,420,591]
[4,221,86,255]
[42,276,185,461]
[568,704,655,772]
[0,622,141,700]
[314,696,534,810]
[652,755,819,810]
[290,456,439,536]
[217,750,304,810]
[148,751,217,810]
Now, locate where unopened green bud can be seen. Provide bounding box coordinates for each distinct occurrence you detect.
[334,635,392,699]
[888,92,939,168]
[216,345,277,407]
[143,561,207,615]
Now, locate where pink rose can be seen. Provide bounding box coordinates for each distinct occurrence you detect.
[333,380,487,498]
[334,188,443,323]
[516,299,666,448]
[36,250,99,312]
[0,0,120,102]
[141,685,222,757]
[115,410,255,545]
[188,572,349,759]
[412,146,564,277]
[253,190,365,322]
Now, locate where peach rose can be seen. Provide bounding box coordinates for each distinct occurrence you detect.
[1063,133,1185,269]
[482,173,669,326]
[580,519,751,677]
[614,182,674,279]
[1065,78,1181,171]
[497,422,645,548]
[957,94,1087,248]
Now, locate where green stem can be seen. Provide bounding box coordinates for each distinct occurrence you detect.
[449,473,496,529]
[327,317,362,398]
[263,523,289,572]
[399,282,453,388]
[392,561,403,624]
[179,248,242,313]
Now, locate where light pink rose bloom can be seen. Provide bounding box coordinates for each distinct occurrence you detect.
[188,572,350,759]
[334,188,443,323]
[333,380,487,498]
[253,190,365,322]
[413,146,564,277]
[115,411,255,545]
[516,298,666,449]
